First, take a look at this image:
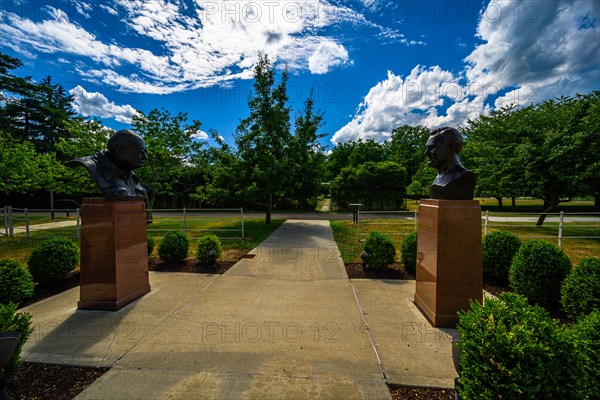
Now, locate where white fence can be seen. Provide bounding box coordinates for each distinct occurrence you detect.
[356,209,600,247]
[1,206,245,240]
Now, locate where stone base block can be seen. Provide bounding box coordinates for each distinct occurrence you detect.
[413,199,483,328]
[78,198,150,311]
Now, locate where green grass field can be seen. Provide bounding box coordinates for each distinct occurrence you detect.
[0,218,285,265]
[330,218,599,266]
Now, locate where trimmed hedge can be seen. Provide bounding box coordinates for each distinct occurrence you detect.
[158,231,189,262]
[0,303,34,378]
[571,310,600,400]
[561,257,600,320]
[362,231,396,269]
[27,237,79,283]
[482,230,521,284]
[509,240,571,310]
[0,259,34,305]
[196,234,222,266]
[147,234,155,256]
[457,293,576,399]
[400,231,418,275]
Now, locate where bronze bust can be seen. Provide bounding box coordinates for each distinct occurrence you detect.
[425,127,476,200]
[71,129,148,199]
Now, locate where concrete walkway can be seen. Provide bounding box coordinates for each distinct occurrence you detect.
[21,220,459,399]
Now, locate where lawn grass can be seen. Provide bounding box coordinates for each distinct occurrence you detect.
[330,218,599,266]
[405,198,597,213]
[0,218,285,264]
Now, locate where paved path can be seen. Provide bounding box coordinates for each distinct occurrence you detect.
[21,220,460,399]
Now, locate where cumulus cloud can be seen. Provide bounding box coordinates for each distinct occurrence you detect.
[191,130,209,140]
[333,0,600,143]
[308,41,349,74]
[0,0,414,94]
[69,85,139,123]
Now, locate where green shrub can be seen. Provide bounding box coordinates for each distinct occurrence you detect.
[0,259,34,305]
[482,230,521,284]
[147,235,155,256]
[571,310,600,400]
[158,231,189,262]
[0,303,34,378]
[196,234,222,266]
[363,231,396,269]
[561,257,600,320]
[400,231,418,275]
[27,237,79,283]
[457,293,576,399]
[509,240,571,310]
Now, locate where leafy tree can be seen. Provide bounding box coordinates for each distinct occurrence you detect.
[325,139,386,181]
[386,125,430,179]
[132,108,205,209]
[464,92,600,222]
[406,162,437,199]
[331,161,407,210]
[285,92,326,210]
[235,53,291,223]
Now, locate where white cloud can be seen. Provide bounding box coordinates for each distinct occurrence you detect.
[308,40,349,74]
[69,85,139,123]
[191,130,209,140]
[333,0,600,143]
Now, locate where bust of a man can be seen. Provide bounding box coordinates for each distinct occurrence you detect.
[71,129,148,199]
[425,127,476,200]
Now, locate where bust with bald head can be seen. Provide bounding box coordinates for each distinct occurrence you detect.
[72,129,148,199]
[424,127,476,200]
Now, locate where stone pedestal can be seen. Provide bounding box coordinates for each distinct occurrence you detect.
[413,199,483,328]
[78,198,150,311]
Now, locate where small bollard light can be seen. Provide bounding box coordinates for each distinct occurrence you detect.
[0,332,21,400]
[360,251,370,269]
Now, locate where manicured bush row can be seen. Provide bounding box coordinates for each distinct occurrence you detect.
[571,310,600,399]
[362,231,396,269]
[561,257,600,320]
[196,234,222,266]
[482,230,521,285]
[400,231,417,275]
[509,240,571,310]
[457,293,577,399]
[0,259,34,305]
[158,231,189,262]
[27,238,79,283]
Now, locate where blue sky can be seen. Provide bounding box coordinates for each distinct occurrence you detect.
[1,0,598,149]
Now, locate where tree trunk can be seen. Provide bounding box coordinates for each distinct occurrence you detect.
[495,197,503,209]
[536,198,557,226]
[512,197,516,207]
[265,193,272,224]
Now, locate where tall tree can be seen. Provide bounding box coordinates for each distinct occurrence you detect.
[132,108,205,209]
[386,125,430,180]
[235,53,291,223]
[286,92,326,210]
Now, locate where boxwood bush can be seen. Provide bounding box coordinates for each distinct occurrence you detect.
[482,230,521,285]
[158,231,189,262]
[0,303,33,378]
[0,259,34,305]
[571,310,600,400]
[400,231,418,275]
[27,237,79,283]
[147,234,155,256]
[509,240,571,310]
[561,257,600,320]
[196,234,222,266]
[457,293,576,399]
[362,231,396,269]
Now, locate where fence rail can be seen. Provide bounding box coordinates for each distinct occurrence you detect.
[356,209,600,247]
[1,206,244,240]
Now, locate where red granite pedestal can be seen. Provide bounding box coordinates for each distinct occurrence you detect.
[78,198,150,311]
[413,199,483,328]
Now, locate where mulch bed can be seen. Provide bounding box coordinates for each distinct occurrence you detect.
[13,258,463,399]
[7,362,109,400]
